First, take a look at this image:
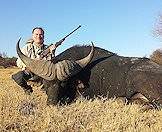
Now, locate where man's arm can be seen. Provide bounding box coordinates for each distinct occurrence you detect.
[41,43,58,60]
[39,41,62,59]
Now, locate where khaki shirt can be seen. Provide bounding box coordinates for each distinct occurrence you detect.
[16,39,55,70]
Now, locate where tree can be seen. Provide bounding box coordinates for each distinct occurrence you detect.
[0,52,7,58]
[153,14,162,40]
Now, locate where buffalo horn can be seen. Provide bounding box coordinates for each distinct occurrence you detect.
[16,38,94,81]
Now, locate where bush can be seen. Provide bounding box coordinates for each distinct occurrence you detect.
[0,56,17,68]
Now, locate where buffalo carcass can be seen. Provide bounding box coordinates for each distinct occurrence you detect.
[16,39,162,107]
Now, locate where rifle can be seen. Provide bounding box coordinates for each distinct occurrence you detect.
[39,25,81,58]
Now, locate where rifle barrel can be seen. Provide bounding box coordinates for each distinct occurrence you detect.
[63,25,81,40]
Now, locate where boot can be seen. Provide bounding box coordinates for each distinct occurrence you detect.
[12,71,33,94]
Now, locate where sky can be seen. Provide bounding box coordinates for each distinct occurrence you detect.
[0,0,162,57]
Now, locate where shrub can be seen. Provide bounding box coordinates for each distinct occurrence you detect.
[0,56,17,68]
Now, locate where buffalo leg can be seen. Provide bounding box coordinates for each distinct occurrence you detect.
[44,81,59,105]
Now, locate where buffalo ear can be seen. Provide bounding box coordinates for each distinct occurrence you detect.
[74,79,85,96]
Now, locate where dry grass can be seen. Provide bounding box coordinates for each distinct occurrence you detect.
[0,68,162,132]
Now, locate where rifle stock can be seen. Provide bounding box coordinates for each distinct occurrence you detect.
[39,25,81,58]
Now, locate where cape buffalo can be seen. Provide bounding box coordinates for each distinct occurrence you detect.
[16,39,162,108]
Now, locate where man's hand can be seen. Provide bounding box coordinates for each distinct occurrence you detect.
[39,40,63,58]
[49,44,57,53]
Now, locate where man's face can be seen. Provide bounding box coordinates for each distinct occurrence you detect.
[32,29,44,45]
